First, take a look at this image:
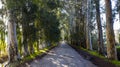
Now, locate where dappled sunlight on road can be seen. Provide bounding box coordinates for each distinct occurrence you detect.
[29,43,97,67]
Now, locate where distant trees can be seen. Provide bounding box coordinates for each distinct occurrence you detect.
[64,0,118,60]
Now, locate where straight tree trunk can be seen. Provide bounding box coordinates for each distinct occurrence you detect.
[95,0,104,54]
[7,10,20,62]
[105,0,117,60]
[22,23,29,56]
[86,0,92,50]
[29,43,34,54]
[37,40,39,51]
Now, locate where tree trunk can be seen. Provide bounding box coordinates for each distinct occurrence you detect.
[105,0,117,60]
[7,10,20,62]
[86,0,92,50]
[37,40,39,51]
[22,23,29,56]
[118,0,120,21]
[95,0,104,54]
[29,42,34,54]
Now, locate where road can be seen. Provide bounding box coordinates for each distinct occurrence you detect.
[29,42,97,67]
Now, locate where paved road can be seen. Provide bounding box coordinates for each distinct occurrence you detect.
[29,42,97,67]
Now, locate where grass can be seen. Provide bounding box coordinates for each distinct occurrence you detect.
[0,40,58,67]
[80,47,105,58]
[0,53,7,58]
[117,46,120,51]
[0,40,7,60]
[0,44,57,67]
[17,44,57,67]
[0,40,8,63]
[22,47,50,61]
[110,60,120,67]
[80,47,120,67]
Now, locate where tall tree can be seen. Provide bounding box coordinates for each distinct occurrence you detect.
[105,0,117,60]
[20,0,30,56]
[86,0,93,50]
[95,0,104,54]
[1,0,21,64]
[117,0,120,21]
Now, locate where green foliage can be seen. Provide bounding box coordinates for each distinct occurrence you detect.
[39,8,60,43]
[33,0,62,43]
[5,0,17,9]
[117,46,120,60]
[82,48,104,58]
[18,45,57,67]
[0,20,5,33]
[117,46,120,51]
[47,0,61,10]
[116,0,120,12]
[0,0,62,63]
[119,34,120,43]
[91,33,98,50]
[81,47,120,67]
[0,20,7,58]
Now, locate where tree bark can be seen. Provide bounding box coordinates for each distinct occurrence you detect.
[22,23,29,56]
[7,10,20,62]
[118,0,120,21]
[105,0,117,60]
[29,31,35,54]
[86,0,92,50]
[95,0,104,54]
[29,43,34,54]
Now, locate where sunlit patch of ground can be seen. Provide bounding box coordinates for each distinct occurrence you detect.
[29,43,96,67]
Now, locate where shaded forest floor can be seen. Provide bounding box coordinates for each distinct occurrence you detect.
[69,44,119,67]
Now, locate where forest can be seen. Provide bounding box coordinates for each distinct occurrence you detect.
[0,0,120,67]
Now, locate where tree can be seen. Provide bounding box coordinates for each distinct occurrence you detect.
[7,11,20,62]
[15,0,38,56]
[116,0,120,21]
[0,20,6,55]
[86,0,93,50]
[0,0,62,65]
[105,0,117,60]
[2,1,21,64]
[39,8,60,45]
[95,0,104,54]
[22,1,37,55]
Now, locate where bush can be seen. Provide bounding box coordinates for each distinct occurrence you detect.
[117,46,120,60]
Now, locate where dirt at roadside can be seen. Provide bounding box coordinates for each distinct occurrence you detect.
[0,56,8,63]
[70,45,118,67]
